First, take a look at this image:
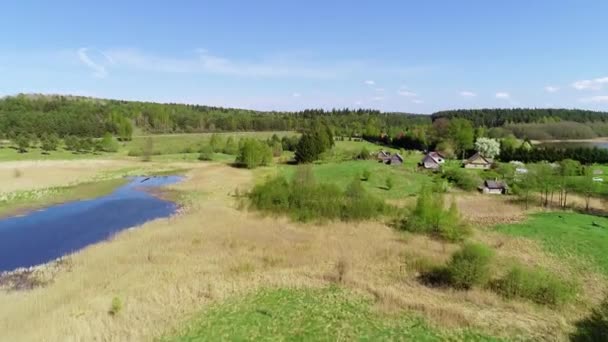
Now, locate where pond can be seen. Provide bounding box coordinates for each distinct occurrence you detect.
[0,176,182,273]
[537,141,608,150]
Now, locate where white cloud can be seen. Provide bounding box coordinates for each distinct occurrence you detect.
[375,88,385,92]
[103,48,349,79]
[77,48,109,78]
[372,96,385,101]
[354,100,363,106]
[544,85,559,93]
[397,89,418,97]
[572,76,608,90]
[364,80,375,85]
[580,95,608,103]
[495,92,510,99]
[292,92,301,97]
[459,91,477,97]
[411,99,424,104]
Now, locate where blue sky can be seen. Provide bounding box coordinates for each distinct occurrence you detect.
[1,1,607,113]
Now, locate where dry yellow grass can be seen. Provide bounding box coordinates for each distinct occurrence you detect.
[0,163,603,341]
[0,160,136,193]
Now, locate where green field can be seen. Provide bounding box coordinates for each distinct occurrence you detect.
[279,159,432,200]
[162,287,501,342]
[0,131,298,161]
[495,212,608,274]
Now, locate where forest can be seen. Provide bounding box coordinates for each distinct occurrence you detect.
[0,94,427,139]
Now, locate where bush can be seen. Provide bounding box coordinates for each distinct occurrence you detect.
[385,176,394,190]
[491,265,576,306]
[399,185,470,242]
[443,168,481,191]
[361,169,371,181]
[198,145,214,161]
[248,167,385,222]
[14,134,30,153]
[40,133,59,152]
[109,296,123,316]
[356,147,371,160]
[444,243,494,289]
[235,139,273,169]
[571,296,608,341]
[99,132,119,152]
[222,137,238,155]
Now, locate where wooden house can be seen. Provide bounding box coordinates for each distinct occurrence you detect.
[420,151,445,170]
[463,152,493,170]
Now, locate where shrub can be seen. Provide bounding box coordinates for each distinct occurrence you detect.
[491,264,576,306]
[571,296,608,341]
[209,133,224,153]
[235,139,273,169]
[198,145,214,161]
[399,185,470,242]
[248,167,385,222]
[99,132,119,152]
[361,169,371,181]
[385,176,394,190]
[142,137,154,162]
[444,243,494,289]
[40,133,59,152]
[109,297,123,316]
[443,168,481,191]
[14,134,30,153]
[270,140,283,157]
[281,135,299,152]
[356,147,371,160]
[222,137,238,155]
[63,135,79,151]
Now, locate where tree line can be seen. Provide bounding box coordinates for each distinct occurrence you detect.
[0,94,427,140]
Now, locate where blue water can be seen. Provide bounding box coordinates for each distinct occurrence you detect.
[0,176,182,272]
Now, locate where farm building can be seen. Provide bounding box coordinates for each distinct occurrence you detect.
[419,151,445,170]
[463,152,493,170]
[386,153,403,166]
[479,180,508,195]
[377,150,391,163]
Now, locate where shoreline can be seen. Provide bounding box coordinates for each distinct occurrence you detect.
[532,137,608,144]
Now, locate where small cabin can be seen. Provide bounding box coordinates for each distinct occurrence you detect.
[419,151,445,170]
[463,152,493,170]
[387,153,403,166]
[377,150,391,163]
[479,180,508,195]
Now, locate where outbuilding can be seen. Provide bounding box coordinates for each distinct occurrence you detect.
[479,180,508,195]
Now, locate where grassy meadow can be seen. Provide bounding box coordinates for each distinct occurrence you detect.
[1,134,608,341]
[495,212,608,275]
[162,287,501,341]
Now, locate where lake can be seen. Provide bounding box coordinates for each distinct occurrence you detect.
[0,176,182,273]
[537,141,608,150]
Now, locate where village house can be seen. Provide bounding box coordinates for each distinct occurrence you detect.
[463,152,493,170]
[419,151,445,170]
[387,153,403,166]
[377,150,391,163]
[479,180,509,195]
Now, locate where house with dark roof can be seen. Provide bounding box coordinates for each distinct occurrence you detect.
[420,151,445,170]
[387,153,403,166]
[463,152,493,170]
[479,180,509,195]
[377,150,391,163]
